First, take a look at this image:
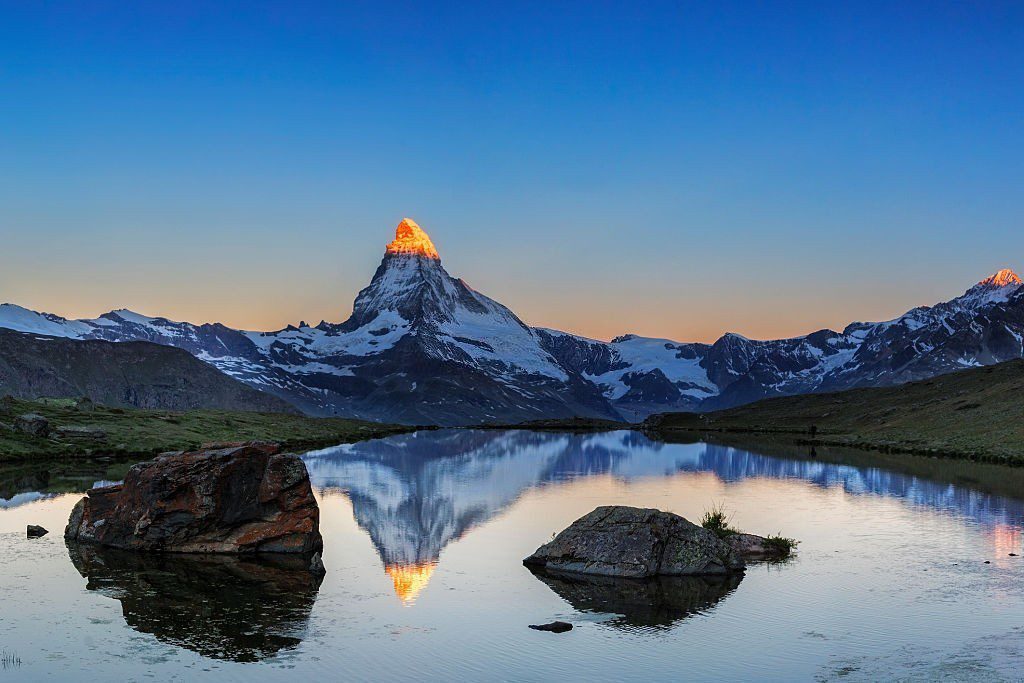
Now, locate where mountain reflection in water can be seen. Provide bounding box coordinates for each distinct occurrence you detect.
[67,543,323,662]
[304,430,1024,603]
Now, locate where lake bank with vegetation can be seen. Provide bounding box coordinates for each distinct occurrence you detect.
[0,397,414,462]
[644,359,1024,466]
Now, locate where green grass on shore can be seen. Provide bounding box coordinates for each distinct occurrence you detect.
[647,359,1024,466]
[0,397,412,462]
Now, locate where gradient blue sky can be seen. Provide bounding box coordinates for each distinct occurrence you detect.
[1,1,1022,341]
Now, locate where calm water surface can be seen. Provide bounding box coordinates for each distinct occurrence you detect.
[1,430,1023,682]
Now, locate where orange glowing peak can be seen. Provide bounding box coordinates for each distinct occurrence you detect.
[385,561,437,604]
[979,268,1022,288]
[385,218,440,260]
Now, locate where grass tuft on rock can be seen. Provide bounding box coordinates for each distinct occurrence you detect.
[700,503,739,539]
[763,534,798,557]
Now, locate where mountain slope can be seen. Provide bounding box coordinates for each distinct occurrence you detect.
[645,357,1024,465]
[0,329,296,413]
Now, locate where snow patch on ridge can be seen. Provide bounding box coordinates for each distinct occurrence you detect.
[0,304,91,338]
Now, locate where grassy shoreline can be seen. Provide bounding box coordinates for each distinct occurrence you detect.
[0,397,415,462]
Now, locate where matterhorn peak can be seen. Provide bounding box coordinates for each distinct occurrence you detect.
[385,218,440,260]
[977,268,1022,288]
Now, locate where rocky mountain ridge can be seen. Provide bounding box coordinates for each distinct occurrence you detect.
[1,218,1021,424]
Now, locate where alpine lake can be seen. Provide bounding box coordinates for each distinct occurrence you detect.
[1,429,1022,682]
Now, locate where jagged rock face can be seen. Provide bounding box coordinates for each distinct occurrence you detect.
[1,217,1022,423]
[65,443,323,554]
[523,505,745,578]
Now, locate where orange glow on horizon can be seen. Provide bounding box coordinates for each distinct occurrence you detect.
[385,218,440,260]
[385,561,438,604]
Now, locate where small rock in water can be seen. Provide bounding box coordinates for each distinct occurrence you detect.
[984,560,991,564]
[309,551,326,576]
[529,621,573,633]
[725,532,793,561]
[27,524,48,538]
[1009,553,1018,557]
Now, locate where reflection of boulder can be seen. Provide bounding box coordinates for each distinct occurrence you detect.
[529,567,742,629]
[67,543,322,662]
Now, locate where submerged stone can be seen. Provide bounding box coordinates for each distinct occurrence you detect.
[528,621,573,633]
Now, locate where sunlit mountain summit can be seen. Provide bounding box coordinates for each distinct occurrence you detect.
[384,217,440,259]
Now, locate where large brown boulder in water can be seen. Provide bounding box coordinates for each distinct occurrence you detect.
[524,506,744,578]
[65,442,323,554]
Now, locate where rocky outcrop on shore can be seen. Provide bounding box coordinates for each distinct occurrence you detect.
[523,506,745,578]
[64,442,323,554]
[14,413,49,437]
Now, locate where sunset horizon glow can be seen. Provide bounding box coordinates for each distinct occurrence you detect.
[2,216,1019,344]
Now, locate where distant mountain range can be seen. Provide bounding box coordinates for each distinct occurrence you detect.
[1,218,1021,425]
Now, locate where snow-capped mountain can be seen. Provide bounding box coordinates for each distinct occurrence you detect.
[0,219,617,424]
[1,218,1022,424]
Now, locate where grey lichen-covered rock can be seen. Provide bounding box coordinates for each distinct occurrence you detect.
[524,506,744,578]
[14,413,50,438]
